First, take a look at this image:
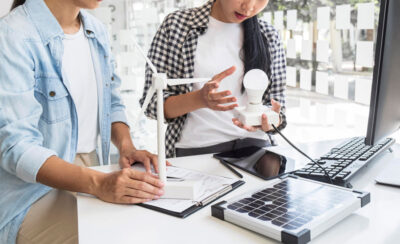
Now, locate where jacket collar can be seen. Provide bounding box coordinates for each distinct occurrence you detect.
[24,0,98,45]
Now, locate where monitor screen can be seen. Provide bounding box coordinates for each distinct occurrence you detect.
[366,0,400,145]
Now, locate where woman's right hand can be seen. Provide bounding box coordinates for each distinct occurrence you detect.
[199,66,238,111]
[94,168,164,204]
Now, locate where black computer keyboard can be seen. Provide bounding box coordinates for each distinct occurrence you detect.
[294,137,395,187]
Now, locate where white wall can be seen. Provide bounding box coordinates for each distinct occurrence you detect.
[1,0,13,18]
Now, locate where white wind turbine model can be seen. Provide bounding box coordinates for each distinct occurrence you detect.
[121,31,211,199]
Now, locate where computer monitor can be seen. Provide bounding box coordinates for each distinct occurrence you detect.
[365,0,400,145]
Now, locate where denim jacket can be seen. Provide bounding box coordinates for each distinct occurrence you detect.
[0,0,127,242]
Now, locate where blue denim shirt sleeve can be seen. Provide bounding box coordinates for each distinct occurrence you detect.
[0,26,57,183]
[109,49,128,126]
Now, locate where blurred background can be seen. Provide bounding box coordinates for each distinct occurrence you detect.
[2,0,398,156]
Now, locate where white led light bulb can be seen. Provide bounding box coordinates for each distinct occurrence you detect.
[243,69,269,111]
[234,69,279,126]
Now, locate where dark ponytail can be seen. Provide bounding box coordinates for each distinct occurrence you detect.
[242,16,271,93]
[11,0,26,10]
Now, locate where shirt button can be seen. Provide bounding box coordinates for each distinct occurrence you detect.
[111,77,115,81]
[106,83,109,87]
[49,91,56,97]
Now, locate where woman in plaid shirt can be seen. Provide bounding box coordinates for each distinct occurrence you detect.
[141,0,287,172]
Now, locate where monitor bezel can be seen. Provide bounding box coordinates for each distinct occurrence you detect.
[365,0,389,145]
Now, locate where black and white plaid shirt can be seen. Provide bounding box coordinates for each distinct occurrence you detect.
[140,0,287,158]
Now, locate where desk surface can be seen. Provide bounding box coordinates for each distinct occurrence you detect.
[77,139,400,244]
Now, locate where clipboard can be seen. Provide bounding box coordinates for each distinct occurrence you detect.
[136,166,245,218]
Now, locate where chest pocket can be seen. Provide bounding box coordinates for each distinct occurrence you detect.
[34,77,71,124]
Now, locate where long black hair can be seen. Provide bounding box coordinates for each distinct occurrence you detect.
[241,16,271,93]
[11,0,26,10]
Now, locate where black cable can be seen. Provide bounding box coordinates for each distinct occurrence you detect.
[271,124,333,184]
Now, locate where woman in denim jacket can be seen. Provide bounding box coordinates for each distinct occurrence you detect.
[0,0,166,243]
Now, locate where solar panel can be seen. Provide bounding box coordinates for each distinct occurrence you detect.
[212,175,370,244]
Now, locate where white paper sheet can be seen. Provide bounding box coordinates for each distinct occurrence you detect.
[300,69,312,91]
[356,41,374,68]
[301,40,312,61]
[287,10,297,30]
[357,2,375,30]
[336,5,351,30]
[274,11,284,30]
[355,78,372,104]
[286,66,297,87]
[287,39,296,59]
[334,75,349,99]
[262,12,272,24]
[316,71,329,95]
[316,40,329,63]
[142,166,237,212]
[317,7,331,30]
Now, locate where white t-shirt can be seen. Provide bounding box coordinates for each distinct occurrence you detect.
[176,16,267,149]
[62,24,99,153]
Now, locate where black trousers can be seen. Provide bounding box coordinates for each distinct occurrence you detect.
[175,137,271,157]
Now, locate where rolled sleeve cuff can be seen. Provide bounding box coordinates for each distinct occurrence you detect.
[111,110,128,126]
[16,145,57,183]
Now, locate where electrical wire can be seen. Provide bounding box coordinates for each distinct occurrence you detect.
[271,124,333,184]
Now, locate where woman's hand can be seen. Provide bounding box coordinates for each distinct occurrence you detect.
[199,66,238,111]
[232,99,282,132]
[94,168,164,204]
[119,148,172,173]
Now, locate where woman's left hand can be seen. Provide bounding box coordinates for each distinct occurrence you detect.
[232,99,281,132]
[119,148,172,174]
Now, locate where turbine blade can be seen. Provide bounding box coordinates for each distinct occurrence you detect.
[131,37,158,74]
[135,86,156,127]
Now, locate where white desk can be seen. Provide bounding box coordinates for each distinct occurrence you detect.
[77,140,400,244]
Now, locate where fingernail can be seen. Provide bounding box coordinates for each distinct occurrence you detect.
[158,190,164,195]
[154,195,160,199]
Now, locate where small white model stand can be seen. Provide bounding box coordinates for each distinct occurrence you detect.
[234,69,280,126]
